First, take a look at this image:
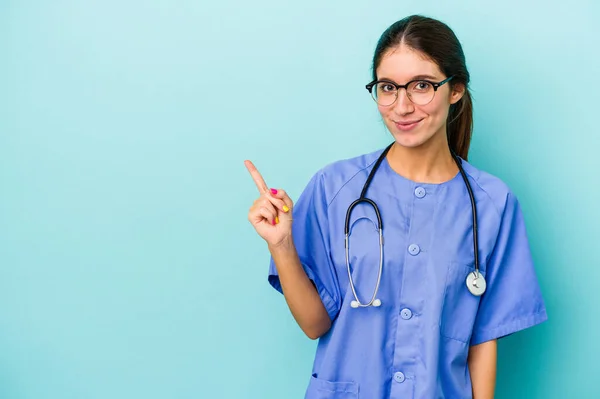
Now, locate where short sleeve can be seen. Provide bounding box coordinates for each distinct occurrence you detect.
[470,192,548,345]
[268,171,342,321]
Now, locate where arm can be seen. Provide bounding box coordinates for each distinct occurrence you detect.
[468,339,497,399]
[244,160,337,341]
[468,192,547,396]
[269,237,332,340]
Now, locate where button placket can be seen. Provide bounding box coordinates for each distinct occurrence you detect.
[393,184,434,395]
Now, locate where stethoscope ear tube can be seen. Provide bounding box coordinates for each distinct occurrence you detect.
[451,152,480,276]
[344,198,382,235]
[345,224,384,308]
[343,144,392,308]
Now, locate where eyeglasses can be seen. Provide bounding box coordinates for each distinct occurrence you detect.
[365,76,454,106]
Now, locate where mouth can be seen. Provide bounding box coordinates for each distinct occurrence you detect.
[394,118,424,132]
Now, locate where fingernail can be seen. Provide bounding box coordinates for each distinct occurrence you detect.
[283,205,289,213]
[272,219,276,225]
[270,188,278,195]
[275,217,279,224]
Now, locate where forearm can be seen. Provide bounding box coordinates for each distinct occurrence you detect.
[468,339,497,399]
[269,236,331,340]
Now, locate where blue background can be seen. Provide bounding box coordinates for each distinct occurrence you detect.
[1,1,598,398]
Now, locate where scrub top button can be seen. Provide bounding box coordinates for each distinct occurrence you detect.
[393,371,405,383]
[414,186,426,198]
[400,308,413,320]
[408,244,420,255]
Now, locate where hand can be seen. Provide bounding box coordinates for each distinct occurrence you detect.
[244,160,294,248]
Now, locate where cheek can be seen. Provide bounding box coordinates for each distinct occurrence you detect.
[377,105,391,118]
[421,99,450,120]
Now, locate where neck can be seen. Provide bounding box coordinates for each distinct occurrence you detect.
[386,136,458,184]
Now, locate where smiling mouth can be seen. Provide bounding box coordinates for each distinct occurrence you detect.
[394,119,423,125]
[394,118,423,131]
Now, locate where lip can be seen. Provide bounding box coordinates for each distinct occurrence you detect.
[394,118,423,132]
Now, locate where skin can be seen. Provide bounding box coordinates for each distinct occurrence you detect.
[469,339,497,399]
[245,42,496,398]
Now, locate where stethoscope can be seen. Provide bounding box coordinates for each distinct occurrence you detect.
[344,143,486,309]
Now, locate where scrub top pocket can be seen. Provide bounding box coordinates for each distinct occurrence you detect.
[306,374,359,399]
[440,262,485,343]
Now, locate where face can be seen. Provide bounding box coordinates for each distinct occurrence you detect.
[374,44,464,150]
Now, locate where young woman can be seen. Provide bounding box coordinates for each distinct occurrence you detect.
[245,15,547,399]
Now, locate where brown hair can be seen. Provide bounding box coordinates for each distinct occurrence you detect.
[372,15,473,160]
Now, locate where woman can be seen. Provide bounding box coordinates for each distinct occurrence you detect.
[245,15,547,399]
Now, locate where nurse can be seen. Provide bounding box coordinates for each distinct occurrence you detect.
[245,15,547,399]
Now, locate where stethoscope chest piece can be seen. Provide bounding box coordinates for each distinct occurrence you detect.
[466,271,486,296]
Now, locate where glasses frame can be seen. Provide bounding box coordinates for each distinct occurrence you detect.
[365,75,455,106]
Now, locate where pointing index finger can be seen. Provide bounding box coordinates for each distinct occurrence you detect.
[244,160,269,194]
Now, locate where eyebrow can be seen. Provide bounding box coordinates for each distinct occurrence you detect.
[379,74,440,82]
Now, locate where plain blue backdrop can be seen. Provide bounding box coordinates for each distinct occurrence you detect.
[1,0,599,398]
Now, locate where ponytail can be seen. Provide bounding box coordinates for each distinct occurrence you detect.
[447,90,473,160]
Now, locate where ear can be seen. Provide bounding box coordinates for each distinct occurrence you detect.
[449,83,466,105]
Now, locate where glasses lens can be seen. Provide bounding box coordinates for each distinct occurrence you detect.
[371,82,397,106]
[407,81,434,105]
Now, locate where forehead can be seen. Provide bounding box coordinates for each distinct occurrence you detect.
[376,44,444,81]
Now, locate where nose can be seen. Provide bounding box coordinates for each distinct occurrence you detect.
[393,89,414,115]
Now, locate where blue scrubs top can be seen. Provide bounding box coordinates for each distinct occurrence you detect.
[268,148,548,399]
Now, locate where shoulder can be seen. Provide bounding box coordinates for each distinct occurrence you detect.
[309,148,384,205]
[459,158,519,217]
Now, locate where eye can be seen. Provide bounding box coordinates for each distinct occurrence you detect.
[413,81,432,92]
[380,83,396,92]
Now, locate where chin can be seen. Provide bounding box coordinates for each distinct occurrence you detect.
[387,126,430,148]
[391,135,430,149]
